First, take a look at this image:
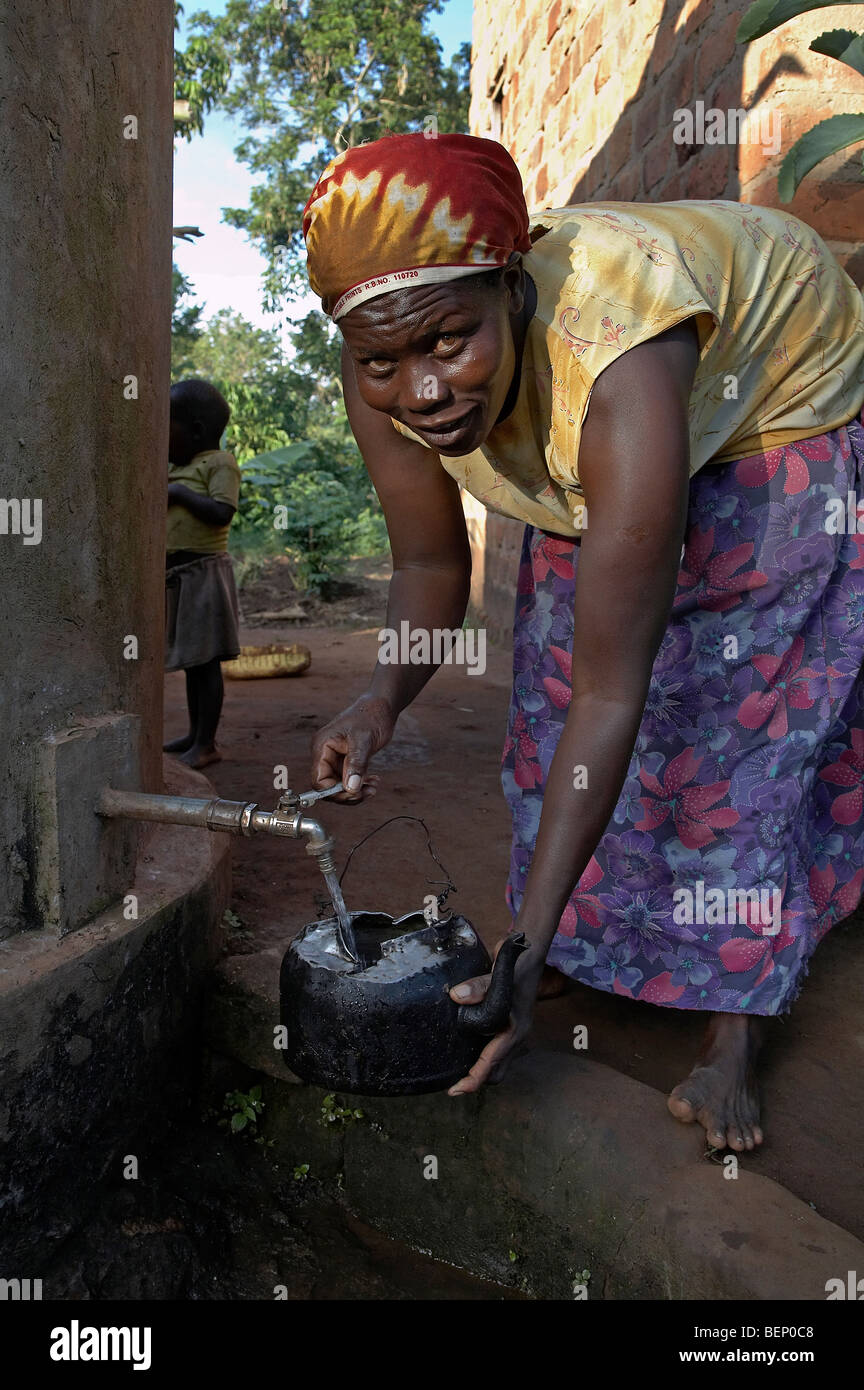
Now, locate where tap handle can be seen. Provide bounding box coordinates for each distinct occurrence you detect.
[277,783,345,812]
[298,782,345,808]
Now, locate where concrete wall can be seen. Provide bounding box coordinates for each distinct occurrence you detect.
[0,0,172,937]
[466,0,864,640]
[0,769,231,1271]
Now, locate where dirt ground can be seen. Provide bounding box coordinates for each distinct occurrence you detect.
[164,555,864,1247]
[235,551,392,630]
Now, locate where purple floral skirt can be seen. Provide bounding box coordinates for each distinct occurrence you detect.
[503,410,864,1015]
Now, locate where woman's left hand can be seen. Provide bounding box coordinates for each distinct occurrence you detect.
[446,941,545,1095]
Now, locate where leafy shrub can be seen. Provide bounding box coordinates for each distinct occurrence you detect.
[233,441,388,595]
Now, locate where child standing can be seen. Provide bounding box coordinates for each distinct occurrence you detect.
[165,378,241,769]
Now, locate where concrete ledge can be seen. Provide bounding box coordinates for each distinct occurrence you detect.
[0,762,231,1269]
[206,945,291,1082]
[206,981,864,1298]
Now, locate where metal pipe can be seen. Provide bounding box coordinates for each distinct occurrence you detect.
[99,785,356,961]
[97,787,257,832]
[97,787,331,858]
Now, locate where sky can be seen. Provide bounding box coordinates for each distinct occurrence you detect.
[173,0,474,341]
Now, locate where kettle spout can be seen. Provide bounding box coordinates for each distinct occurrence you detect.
[456,932,528,1037]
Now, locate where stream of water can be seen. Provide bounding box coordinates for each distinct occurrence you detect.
[321,868,359,961]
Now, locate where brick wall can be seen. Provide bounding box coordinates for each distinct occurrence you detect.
[471,0,864,260]
[463,490,523,648]
[465,0,864,642]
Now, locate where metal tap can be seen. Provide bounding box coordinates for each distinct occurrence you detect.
[96,784,342,868]
[97,780,359,961]
[247,783,344,870]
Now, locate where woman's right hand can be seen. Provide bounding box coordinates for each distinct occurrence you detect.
[446,938,545,1095]
[311,693,396,801]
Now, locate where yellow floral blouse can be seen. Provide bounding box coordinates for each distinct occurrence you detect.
[392,200,864,536]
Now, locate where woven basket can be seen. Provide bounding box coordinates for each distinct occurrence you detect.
[222,643,311,680]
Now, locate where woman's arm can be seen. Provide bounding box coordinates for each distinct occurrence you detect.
[311,344,473,794]
[342,340,473,712]
[449,319,700,1091]
[516,320,699,951]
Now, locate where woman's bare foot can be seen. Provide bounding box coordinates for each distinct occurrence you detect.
[667,1013,765,1151]
[535,964,568,1000]
[163,734,194,753]
[178,744,222,770]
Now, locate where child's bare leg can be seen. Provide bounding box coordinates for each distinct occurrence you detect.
[179,658,223,768]
[164,668,199,753]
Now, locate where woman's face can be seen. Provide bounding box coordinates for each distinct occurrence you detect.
[339,263,527,455]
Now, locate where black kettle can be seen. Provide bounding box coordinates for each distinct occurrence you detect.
[280,909,527,1096]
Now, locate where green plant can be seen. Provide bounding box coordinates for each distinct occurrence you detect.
[235,442,317,532]
[293,1163,310,1181]
[737,1,864,199]
[221,1085,265,1135]
[236,450,387,595]
[277,471,366,594]
[319,1093,364,1127]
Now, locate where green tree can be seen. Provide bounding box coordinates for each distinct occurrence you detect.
[169,301,387,573]
[176,0,470,304]
[172,305,356,459]
[171,1,451,584]
[171,263,204,376]
[182,308,285,385]
[174,1,231,139]
[171,306,301,457]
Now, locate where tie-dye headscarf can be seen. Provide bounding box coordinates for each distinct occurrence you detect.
[302,133,532,320]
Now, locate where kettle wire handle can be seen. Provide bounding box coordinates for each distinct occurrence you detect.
[337,814,457,915]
